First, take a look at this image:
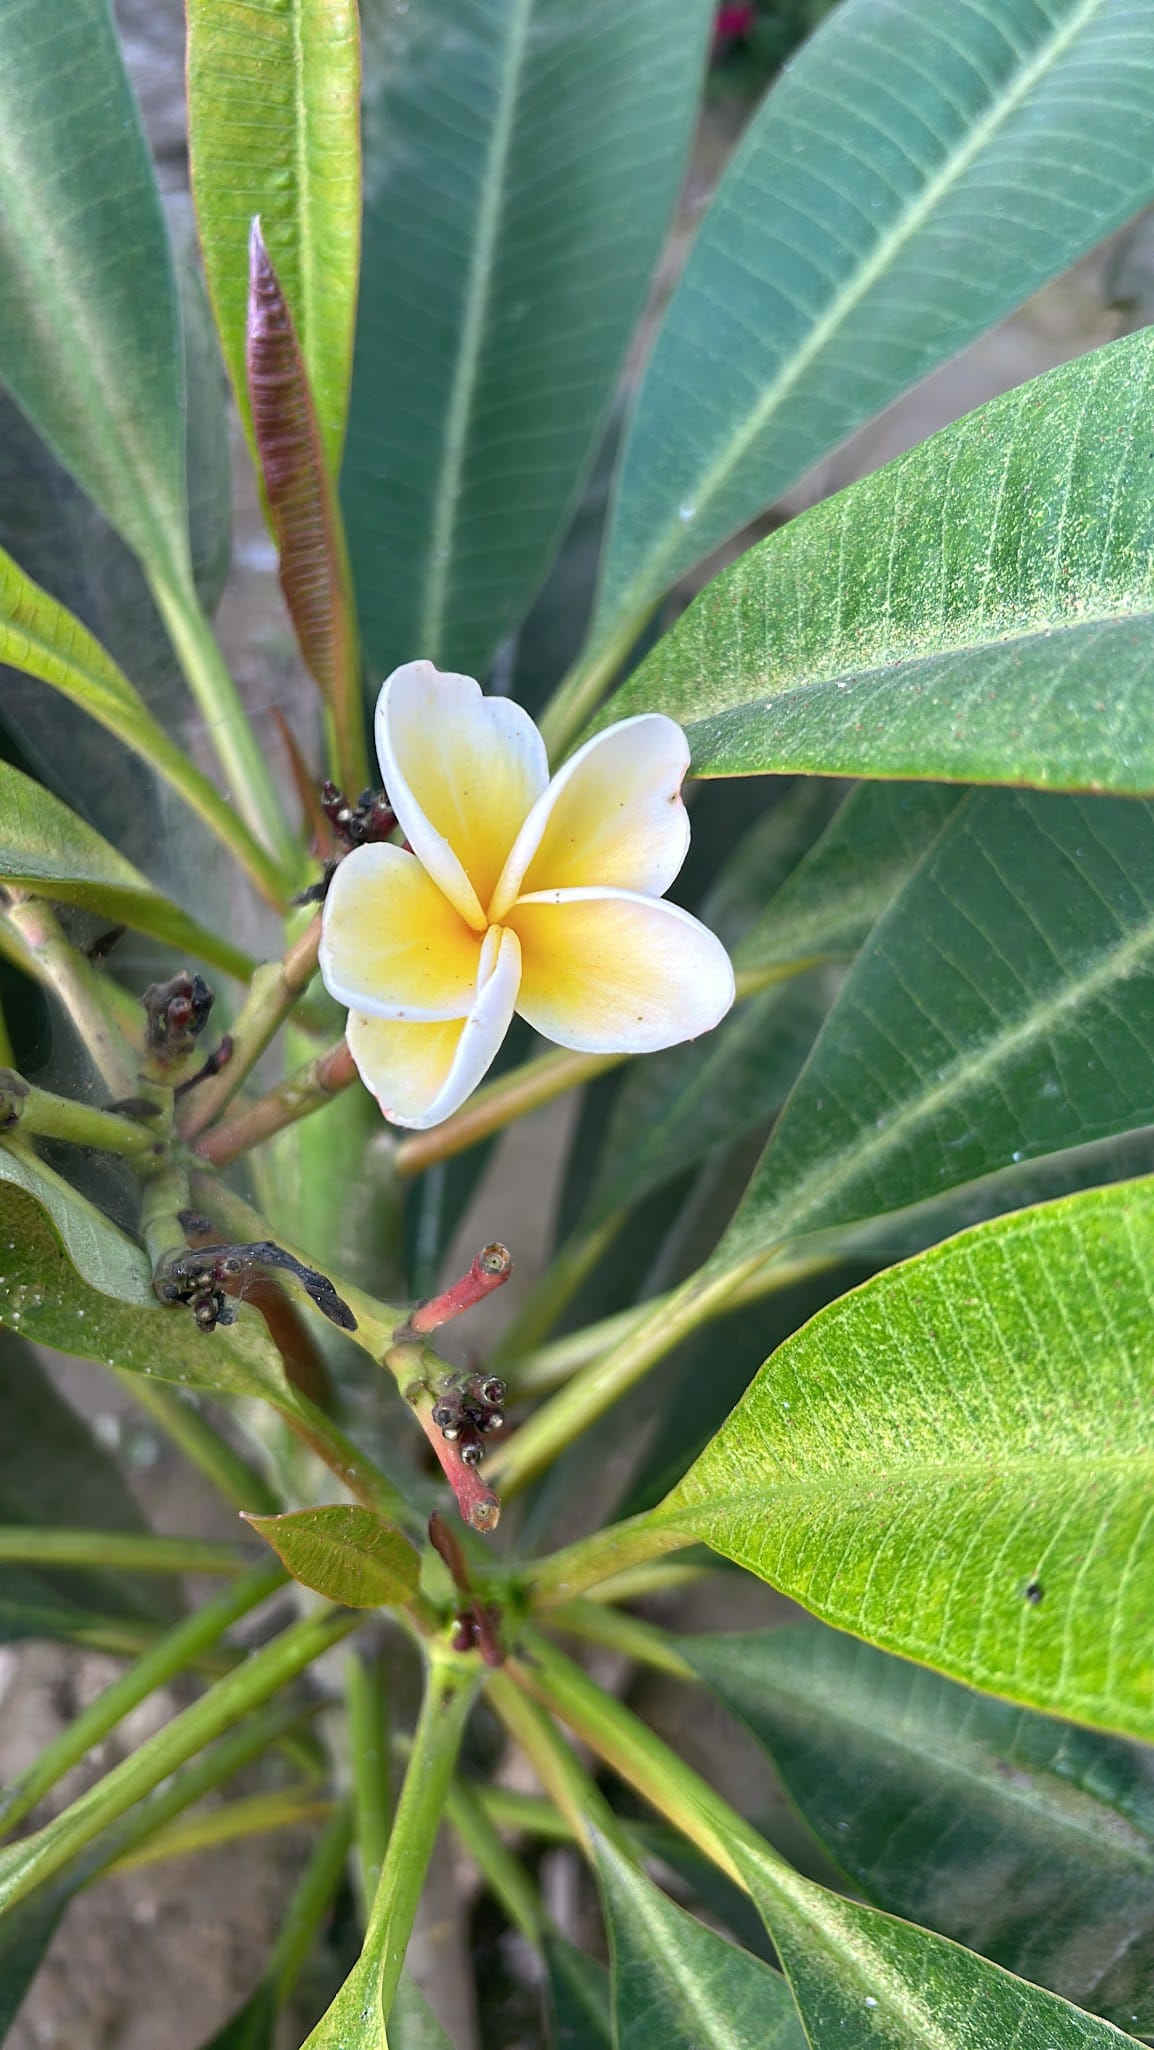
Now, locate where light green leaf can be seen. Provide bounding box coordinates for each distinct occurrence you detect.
[685,1624,1154,2031]
[0,758,252,980]
[242,1506,420,1609]
[595,1836,806,2050]
[0,1148,294,1406]
[739,1834,1145,2050]
[593,0,1154,656]
[344,0,714,683]
[607,328,1154,793]
[0,0,188,577]
[666,1176,1154,1743]
[187,0,361,473]
[717,789,1154,1278]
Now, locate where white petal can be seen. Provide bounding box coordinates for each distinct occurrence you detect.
[490,714,691,918]
[375,662,548,928]
[346,926,522,1129]
[508,887,734,1054]
[319,843,483,1020]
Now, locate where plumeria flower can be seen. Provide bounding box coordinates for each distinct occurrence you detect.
[319,663,735,1129]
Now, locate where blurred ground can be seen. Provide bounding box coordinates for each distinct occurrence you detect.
[0,1,1141,2043]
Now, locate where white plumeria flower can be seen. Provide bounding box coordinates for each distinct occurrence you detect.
[319,662,735,1129]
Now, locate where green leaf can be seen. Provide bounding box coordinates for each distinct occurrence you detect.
[544,1935,612,2050]
[594,1836,806,2050]
[608,328,1154,795]
[198,1983,279,2050]
[0,758,253,980]
[242,1506,420,1608]
[387,1973,454,2050]
[593,0,1154,654]
[0,1879,72,2037]
[0,0,188,578]
[665,1175,1154,1743]
[684,1625,1154,2031]
[344,0,714,683]
[187,0,361,474]
[0,1149,295,1407]
[717,789,1154,1278]
[738,1834,1146,2050]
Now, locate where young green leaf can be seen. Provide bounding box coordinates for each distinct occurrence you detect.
[718,789,1154,1277]
[607,328,1154,795]
[0,759,253,980]
[595,1835,806,2050]
[737,1834,1146,2050]
[187,0,361,475]
[344,0,715,683]
[242,1506,420,1609]
[665,1175,1154,1743]
[593,0,1154,660]
[0,0,188,580]
[684,1624,1154,2030]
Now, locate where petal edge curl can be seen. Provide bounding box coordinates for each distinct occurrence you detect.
[347,925,522,1128]
[508,887,734,1055]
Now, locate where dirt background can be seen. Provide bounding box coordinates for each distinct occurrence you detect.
[0,3,1141,2044]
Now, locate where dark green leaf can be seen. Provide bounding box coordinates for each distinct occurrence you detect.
[345,0,714,681]
[0,1879,72,2037]
[684,1624,1154,2031]
[666,1175,1154,1743]
[242,1506,420,1609]
[198,1982,278,2050]
[594,0,1154,654]
[545,1935,612,2050]
[594,1836,806,2050]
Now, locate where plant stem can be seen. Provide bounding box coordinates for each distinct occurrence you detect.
[0,893,138,1096]
[196,1037,356,1165]
[149,564,299,876]
[528,1514,694,1608]
[117,1371,283,1514]
[347,1649,392,1909]
[445,1773,544,1945]
[0,1560,284,1835]
[109,1785,334,1874]
[269,1798,355,2001]
[486,1669,625,1856]
[474,1784,573,1843]
[547,1600,695,1678]
[0,1074,160,1157]
[0,1602,357,1911]
[0,1528,246,1575]
[181,915,323,1138]
[538,610,652,764]
[303,1653,481,2045]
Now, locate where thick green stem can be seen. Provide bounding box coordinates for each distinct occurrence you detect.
[117,1372,283,1515]
[181,915,323,1137]
[196,1037,356,1166]
[0,893,137,1096]
[0,1560,284,1836]
[529,1513,694,1607]
[0,1528,246,1576]
[303,1652,481,2046]
[0,1072,159,1156]
[149,565,298,876]
[0,1603,357,1911]
[347,1649,392,1908]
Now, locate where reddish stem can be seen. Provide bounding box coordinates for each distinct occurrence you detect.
[405,1243,512,1338]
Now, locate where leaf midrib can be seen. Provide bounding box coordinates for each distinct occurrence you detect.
[605,0,1104,632]
[418,0,534,653]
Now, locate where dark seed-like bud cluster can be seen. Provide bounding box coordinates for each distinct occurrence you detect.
[429,1370,507,1466]
[142,972,215,1064]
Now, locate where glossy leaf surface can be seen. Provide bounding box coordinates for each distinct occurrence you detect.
[187,0,361,472]
[718,790,1154,1275]
[242,1506,420,1608]
[608,329,1154,793]
[0,0,188,574]
[685,1625,1154,2030]
[0,759,252,980]
[667,1177,1154,1742]
[345,0,714,682]
[594,0,1154,651]
[595,1836,806,2050]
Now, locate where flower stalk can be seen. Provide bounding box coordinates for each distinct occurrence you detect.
[0,1070,160,1157]
[180,913,323,1139]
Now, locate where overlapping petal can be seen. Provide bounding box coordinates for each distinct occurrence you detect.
[491,714,691,917]
[347,926,522,1128]
[319,842,483,1019]
[507,887,735,1054]
[376,662,548,927]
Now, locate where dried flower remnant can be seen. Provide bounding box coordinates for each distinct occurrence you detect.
[319,663,734,1128]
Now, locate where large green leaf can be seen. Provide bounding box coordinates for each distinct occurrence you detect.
[344,0,714,683]
[685,1625,1154,2031]
[717,789,1154,1278]
[738,1834,1145,2050]
[606,328,1154,794]
[0,758,252,980]
[0,0,188,579]
[594,1837,806,2050]
[187,0,361,473]
[544,1936,612,2050]
[0,1149,294,1406]
[665,1176,1154,1743]
[593,0,1154,657]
